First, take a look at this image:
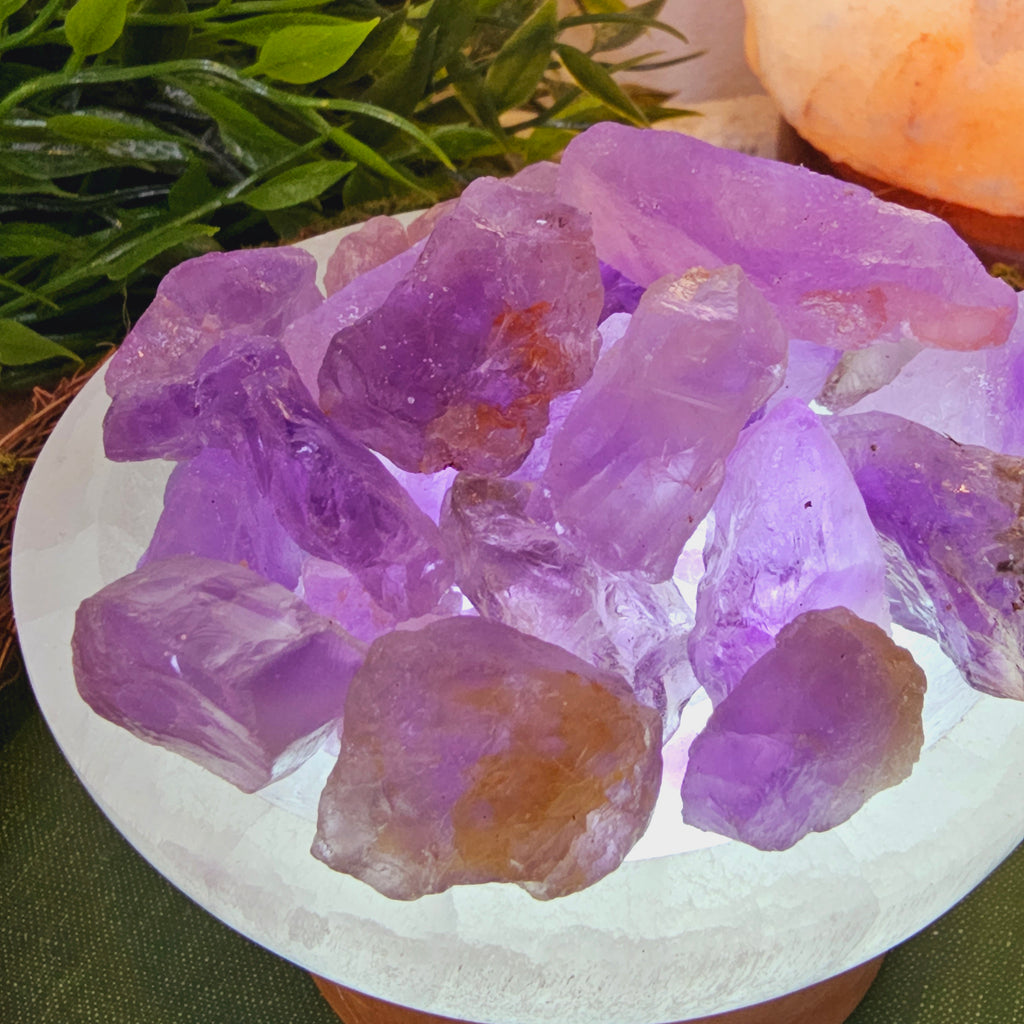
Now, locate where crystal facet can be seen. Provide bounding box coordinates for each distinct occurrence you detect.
[282,243,423,402]
[441,473,697,734]
[817,337,923,412]
[318,176,604,475]
[72,556,362,792]
[845,293,1024,454]
[690,398,890,704]
[682,607,926,850]
[599,262,645,322]
[827,411,1024,700]
[323,215,412,295]
[103,247,322,461]
[139,447,304,590]
[558,122,1018,351]
[199,344,454,621]
[544,266,788,579]
[297,558,399,643]
[311,616,662,900]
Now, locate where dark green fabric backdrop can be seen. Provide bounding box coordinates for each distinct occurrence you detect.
[3,676,1023,1024]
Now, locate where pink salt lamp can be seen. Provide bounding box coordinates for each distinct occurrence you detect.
[744,0,1024,218]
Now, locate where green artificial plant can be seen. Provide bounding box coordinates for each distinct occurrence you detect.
[0,0,699,388]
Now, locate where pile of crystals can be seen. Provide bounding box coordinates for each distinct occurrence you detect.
[72,122,1024,901]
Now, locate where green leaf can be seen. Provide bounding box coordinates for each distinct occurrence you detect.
[0,223,75,259]
[578,0,627,12]
[201,14,341,47]
[0,273,60,309]
[556,44,648,125]
[241,159,354,210]
[611,49,705,74]
[246,20,380,84]
[331,7,406,83]
[122,0,191,64]
[0,319,82,367]
[647,105,700,122]
[46,111,189,166]
[516,125,573,163]
[447,51,505,140]
[0,0,31,21]
[426,124,502,161]
[265,205,320,239]
[560,1,690,54]
[341,164,390,209]
[0,172,75,197]
[485,0,557,111]
[364,25,436,119]
[167,158,217,217]
[0,135,126,180]
[0,62,43,95]
[175,80,297,171]
[418,0,478,72]
[101,223,218,279]
[47,111,181,144]
[64,0,129,56]
[328,127,431,197]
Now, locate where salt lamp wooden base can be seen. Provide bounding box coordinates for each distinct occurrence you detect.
[778,123,1024,277]
[312,955,883,1024]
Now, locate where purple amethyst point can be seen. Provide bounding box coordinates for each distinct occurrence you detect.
[318,176,603,475]
[544,266,788,579]
[682,607,926,851]
[72,556,363,793]
[311,616,662,899]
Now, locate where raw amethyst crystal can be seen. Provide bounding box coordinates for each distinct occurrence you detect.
[689,398,889,705]
[318,176,604,475]
[103,329,289,462]
[139,447,303,590]
[323,215,411,295]
[826,411,1024,700]
[599,262,644,322]
[404,198,458,244]
[197,342,453,621]
[72,556,363,792]
[377,459,457,524]
[817,338,922,412]
[558,122,1018,351]
[110,325,452,622]
[299,556,463,640]
[845,293,1024,454]
[282,242,424,402]
[682,607,926,851]
[507,159,560,194]
[104,247,322,461]
[544,266,788,579]
[765,338,841,412]
[311,616,662,900]
[440,474,697,734]
[297,558,397,643]
[508,313,631,484]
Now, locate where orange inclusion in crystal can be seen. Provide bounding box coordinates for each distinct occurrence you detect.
[450,675,628,882]
[492,302,576,391]
[423,395,546,472]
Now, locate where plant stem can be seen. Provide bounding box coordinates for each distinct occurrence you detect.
[0,138,321,320]
[0,0,65,55]
[0,58,454,168]
[127,0,335,26]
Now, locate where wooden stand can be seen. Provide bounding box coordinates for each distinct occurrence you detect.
[312,955,883,1024]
